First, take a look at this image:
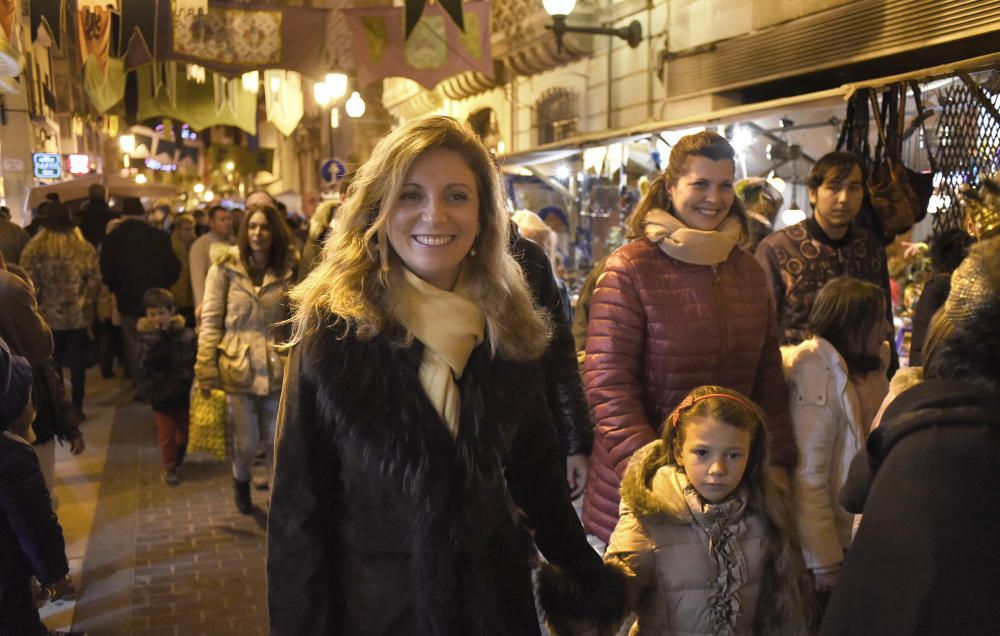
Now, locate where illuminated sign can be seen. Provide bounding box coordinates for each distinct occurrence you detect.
[145,157,178,172]
[32,153,62,179]
[67,154,90,175]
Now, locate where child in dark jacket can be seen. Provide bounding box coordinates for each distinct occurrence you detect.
[0,336,82,636]
[137,288,196,486]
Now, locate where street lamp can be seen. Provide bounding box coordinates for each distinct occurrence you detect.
[119,134,136,154]
[543,0,642,54]
[325,73,348,101]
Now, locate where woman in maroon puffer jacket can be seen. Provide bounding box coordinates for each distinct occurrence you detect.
[582,131,797,544]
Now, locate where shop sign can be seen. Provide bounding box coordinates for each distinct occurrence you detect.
[66,154,90,175]
[32,153,62,179]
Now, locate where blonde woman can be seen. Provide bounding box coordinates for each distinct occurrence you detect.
[21,203,101,419]
[267,117,623,635]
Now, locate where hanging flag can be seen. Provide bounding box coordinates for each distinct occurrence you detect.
[120,0,156,69]
[263,69,304,137]
[0,0,18,80]
[29,0,62,47]
[77,5,111,73]
[155,1,327,79]
[344,1,491,90]
[136,62,257,134]
[84,56,126,113]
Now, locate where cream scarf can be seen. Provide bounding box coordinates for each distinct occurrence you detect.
[390,268,485,438]
[643,208,743,265]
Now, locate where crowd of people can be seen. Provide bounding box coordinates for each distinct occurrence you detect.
[1,115,999,635]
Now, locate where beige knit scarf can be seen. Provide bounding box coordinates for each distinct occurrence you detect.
[643,209,743,265]
[390,268,485,438]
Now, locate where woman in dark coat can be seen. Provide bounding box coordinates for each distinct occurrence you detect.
[267,117,622,635]
[822,237,1000,635]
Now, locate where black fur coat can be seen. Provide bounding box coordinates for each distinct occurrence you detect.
[266,319,605,635]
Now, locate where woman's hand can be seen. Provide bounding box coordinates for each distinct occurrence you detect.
[69,434,85,455]
[566,454,589,499]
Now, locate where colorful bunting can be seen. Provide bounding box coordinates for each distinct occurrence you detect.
[155,1,327,79]
[29,0,62,47]
[344,1,491,90]
[120,0,156,69]
[405,0,465,37]
[136,62,257,134]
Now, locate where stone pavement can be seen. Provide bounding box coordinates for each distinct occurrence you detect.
[39,370,270,635]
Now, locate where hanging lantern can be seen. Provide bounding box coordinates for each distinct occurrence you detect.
[345,91,365,118]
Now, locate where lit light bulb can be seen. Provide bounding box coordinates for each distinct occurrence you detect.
[135,173,148,185]
[314,81,332,107]
[556,164,571,180]
[543,0,576,16]
[225,160,235,172]
[325,73,348,100]
[330,107,340,129]
[345,91,365,118]
[203,190,215,203]
[780,207,806,227]
[193,183,205,194]
[119,134,136,154]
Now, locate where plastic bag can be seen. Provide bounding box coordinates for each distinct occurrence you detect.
[188,388,228,460]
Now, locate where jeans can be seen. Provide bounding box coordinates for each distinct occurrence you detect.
[229,392,278,483]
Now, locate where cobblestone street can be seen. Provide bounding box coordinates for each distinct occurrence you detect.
[40,371,269,635]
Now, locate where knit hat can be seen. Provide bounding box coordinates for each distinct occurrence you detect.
[958,174,1000,240]
[41,202,77,232]
[0,337,33,429]
[943,236,1000,329]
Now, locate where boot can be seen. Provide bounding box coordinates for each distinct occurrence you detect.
[233,478,252,514]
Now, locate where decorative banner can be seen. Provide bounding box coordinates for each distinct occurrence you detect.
[84,55,126,113]
[120,0,156,69]
[405,0,465,37]
[156,1,327,79]
[344,1,491,90]
[0,0,20,79]
[77,4,112,72]
[29,0,62,47]
[263,69,303,137]
[136,62,257,134]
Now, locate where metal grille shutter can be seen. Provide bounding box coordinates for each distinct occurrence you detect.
[666,0,1000,98]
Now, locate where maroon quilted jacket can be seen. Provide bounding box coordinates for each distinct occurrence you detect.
[581,238,796,543]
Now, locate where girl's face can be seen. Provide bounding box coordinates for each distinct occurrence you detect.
[668,156,736,232]
[247,211,273,257]
[386,148,480,291]
[676,415,752,503]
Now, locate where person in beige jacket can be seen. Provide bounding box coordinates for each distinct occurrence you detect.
[195,204,295,514]
[604,386,814,636]
[781,277,889,597]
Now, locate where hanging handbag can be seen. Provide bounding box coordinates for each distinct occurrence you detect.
[867,86,922,242]
[188,387,228,460]
[903,80,938,223]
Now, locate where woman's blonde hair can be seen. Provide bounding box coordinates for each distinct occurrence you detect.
[29,227,88,261]
[288,116,550,361]
[651,386,817,632]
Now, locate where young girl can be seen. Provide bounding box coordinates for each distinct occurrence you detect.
[781,277,889,596]
[603,385,813,635]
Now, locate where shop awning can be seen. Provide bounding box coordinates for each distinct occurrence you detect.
[26,174,178,210]
[498,50,1000,169]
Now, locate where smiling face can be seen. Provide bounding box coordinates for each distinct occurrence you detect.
[385,148,480,290]
[676,415,752,503]
[809,164,864,238]
[668,156,736,232]
[247,210,273,258]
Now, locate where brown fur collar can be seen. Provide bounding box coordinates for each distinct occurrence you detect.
[619,441,692,524]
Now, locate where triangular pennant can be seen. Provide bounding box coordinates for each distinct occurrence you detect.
[439,0,465,32]
[404,0,426,38]
[120,0,156,59]
[29,0,62,48]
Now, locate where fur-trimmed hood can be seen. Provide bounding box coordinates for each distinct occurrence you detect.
[137,314,186,333]
[619,441,694,524]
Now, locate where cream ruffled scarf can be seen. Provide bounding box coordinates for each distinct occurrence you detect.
[390,268,485,438]
[644,209,743,265]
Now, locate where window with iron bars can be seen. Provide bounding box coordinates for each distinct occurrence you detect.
[536,88,578,146]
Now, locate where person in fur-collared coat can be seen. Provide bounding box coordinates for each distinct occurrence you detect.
[268,117,624,636]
